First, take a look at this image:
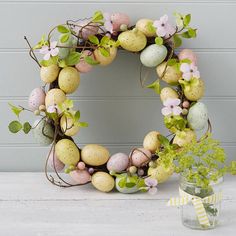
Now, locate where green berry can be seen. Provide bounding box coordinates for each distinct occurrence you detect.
[34,110,40,116]
[64,168,70,174]
[120,24,128,31]
[182,108,188,115]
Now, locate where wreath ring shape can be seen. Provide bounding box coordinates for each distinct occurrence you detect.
[8,11,211,194]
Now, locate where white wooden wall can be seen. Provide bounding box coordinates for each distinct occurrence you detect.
[0,0,235,171]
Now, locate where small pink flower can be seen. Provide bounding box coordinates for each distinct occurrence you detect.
[153,15,175,38]
[180,63,200,81]
[161,98,182,116]
[145,177,158,195]
[39,41,59,60]
[103,12,113,33]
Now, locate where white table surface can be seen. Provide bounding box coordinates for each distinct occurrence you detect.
[0,173,235,236]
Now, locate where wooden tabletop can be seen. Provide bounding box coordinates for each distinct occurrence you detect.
[0,173,235,236]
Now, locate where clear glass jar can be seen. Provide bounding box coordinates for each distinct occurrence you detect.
[179,175,223,230]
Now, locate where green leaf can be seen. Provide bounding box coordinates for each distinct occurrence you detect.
[88,35,99,45]
[100,36,110,46]
[118,178,126,188]
[45,112,58,121]
[180,58,192,64]
[8,103,23,118]
[98,47,110,57]
[58,59,67,68]
[60,33,70,43]
[147,21,156,33]
[92,10,104,22]
[33,35,48,50]
[173,34,182,48]
[167,58,178,66]
[146,80,161,94]
[74,111,80,121]
[57,25,70,34]
[40,56,58,66]
[158,135,170,147]
[84,56,100,65]
[155,37,163,46]
[65,51,81,66]
[8,120,22,133]
[188,28,197,38]
[79,122,89,127]
[183,14,191,27]
[23,122,32,134]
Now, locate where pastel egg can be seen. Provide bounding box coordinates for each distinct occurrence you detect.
[48,150,65,172]
[28,87,46,111]
[40,65,60,83]
[130,148,151,167]
[32,119,54,146]
[55,139,80,165]
[75,50,94,73]
[140,44,167,67]
[45,88,66,108]
[60,115,80,136]
[94,46,117,66]
[178,49,197,65]
[187,102,208,131]
[70,170,91,184]
[81,144,110,166]
[58,67,80,94]
[91,172,114,192]
[73,20,98,40]
[143,131,161,153]
[107,153,129,172]
[136,18,156,37]
[118,29,147,52]
[110,13,130,31]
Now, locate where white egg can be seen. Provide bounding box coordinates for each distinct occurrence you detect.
[32,119,54,145]
[140,44,167,67]
[107,153,129,172]
[187,102,208,131]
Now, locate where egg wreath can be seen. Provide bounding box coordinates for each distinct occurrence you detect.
[8,11,212,193]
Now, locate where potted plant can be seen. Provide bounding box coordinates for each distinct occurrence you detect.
[156,133,236,229]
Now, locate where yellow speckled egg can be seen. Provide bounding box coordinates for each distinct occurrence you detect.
[55,139,80,165]
[143,131,161,153]
[81,144,110,166]
[118,29,147,52]
[40,65,60,83]
[94,46,117,66]
[136,18,156,37]
[91,172,114,192]
[45,88,66,108]
[58,67,80,94]
[60,115,80,136]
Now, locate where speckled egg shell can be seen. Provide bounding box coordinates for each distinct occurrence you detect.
[48,150,65,172]
[91,172,115,192]
[75,50,94,73]
[178,49,197,65]
[136,18,156,37]
[187,102,208,131]
[55,139,80,165]
[45,88,66,108]
[140,44,167,67]
[28,88,46,111]
[70,170,91,184]
[107,153,129,172]
[130,148,152,167]
[111,13,130,31]
[32,119,54,146]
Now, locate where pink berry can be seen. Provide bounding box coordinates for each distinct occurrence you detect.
[77,162,86,170]
[138,169,144,176]
[182,101,190,108]
[88,168,94,174]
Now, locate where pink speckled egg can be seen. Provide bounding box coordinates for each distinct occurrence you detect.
[28,88,45,111]
[111,13,130,31]
[130,148,151,167]
[107,153,129,172]
[48,150,65,172]
[73,20,98,40]
[75,50,94,73]
[178,49,197,65]
[70,170,91,184]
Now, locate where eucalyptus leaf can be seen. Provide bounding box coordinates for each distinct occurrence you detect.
[23,122,32,134]
[8,120,22,133]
